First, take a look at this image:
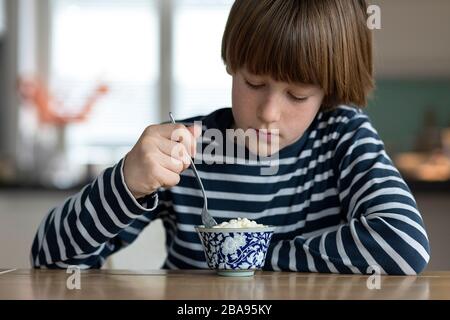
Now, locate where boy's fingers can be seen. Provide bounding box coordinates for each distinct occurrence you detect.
[159,152,188,174]
[153,165,181,188]
[187,124,202,139]
[157,139,191,166]
[148,123,198,157]
[155,123,185,138]
[169,125,196,158]
[186,124,201,156]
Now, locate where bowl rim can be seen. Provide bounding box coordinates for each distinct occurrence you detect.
[195,225,276,233]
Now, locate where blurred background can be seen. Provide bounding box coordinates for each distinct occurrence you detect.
[0,0,449,271]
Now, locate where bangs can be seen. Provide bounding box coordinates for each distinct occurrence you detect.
[222,0,374,109]
[224,1,319,85]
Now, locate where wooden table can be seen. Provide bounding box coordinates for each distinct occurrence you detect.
[1,269,449,300]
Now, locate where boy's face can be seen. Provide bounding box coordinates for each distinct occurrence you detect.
[230,68,325,155]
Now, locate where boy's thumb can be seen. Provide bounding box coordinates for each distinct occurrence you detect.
[187,124,202,139]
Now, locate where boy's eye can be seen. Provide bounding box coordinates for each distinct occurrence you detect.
[288,92,308,102]
[245,80,265,89]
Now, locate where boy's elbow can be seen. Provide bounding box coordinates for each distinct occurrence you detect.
[388,241,431,276]
[411,232,431,275]
[380,256,429,276]
[410,248,430,275]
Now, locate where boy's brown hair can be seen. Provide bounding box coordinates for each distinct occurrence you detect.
[221,0,374,110]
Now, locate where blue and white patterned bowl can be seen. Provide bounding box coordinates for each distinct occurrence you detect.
[195,226,275,277]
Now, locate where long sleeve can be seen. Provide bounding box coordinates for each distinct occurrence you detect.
[264,113,431,275]
[30,158,167,269]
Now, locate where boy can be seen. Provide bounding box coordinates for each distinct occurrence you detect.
[31,0,430,274]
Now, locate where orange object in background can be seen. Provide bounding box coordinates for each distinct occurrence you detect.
[395,151,450,182]
[17,76,109,126]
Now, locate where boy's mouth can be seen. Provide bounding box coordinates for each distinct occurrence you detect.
[253,128,279,143]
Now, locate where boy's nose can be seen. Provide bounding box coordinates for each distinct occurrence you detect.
[257,96,281,124]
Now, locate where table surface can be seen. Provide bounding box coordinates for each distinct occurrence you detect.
[1,269,449,300]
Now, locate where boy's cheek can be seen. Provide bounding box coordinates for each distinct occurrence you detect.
[232,81,257,121]
[231,103,251,130]
[233,89,261,118]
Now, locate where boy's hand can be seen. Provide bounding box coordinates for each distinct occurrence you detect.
[123,123,202,199]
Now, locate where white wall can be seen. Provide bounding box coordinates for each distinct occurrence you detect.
[372,0,450,78]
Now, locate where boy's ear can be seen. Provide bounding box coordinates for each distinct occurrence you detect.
[225,65,233,75]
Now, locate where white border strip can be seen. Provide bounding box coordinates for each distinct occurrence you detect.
[0,268,17,276]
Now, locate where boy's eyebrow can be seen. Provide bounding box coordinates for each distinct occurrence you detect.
[284,82,320,95]
[290,84,319,94]
[242,71,264,79]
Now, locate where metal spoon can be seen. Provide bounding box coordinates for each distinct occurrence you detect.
[169,112,217,228]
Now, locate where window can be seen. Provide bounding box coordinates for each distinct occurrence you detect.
[0,0,5,36]
[49,0,233,172]
[50,0,159,166]
[173,0,233,119]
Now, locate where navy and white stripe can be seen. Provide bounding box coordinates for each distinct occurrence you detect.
[30,106,430,274]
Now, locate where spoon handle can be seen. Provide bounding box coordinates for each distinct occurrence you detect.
[168,112,208,209]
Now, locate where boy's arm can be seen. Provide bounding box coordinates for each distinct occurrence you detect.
[264,113,430,275]
[30,158,167,269]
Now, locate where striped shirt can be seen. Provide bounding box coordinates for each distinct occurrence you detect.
[30,106,430,274]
